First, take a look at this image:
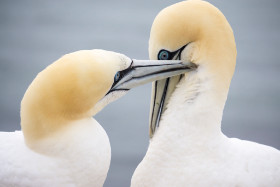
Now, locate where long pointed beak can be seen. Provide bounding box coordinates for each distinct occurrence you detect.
[149,75,183,138]
[149,61,197,138]
[108,59,196,94]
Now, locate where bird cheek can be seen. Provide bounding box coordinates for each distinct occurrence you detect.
[181,42,198,63]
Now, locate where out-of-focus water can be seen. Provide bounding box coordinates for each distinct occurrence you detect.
[0,0,279,186]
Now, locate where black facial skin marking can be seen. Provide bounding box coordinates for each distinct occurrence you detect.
[151,43,190,132]
[157,44,188,60]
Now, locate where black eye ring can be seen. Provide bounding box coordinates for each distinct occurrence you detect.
[158,50,170,60]
[114,71,121,82]
[158,43,190,61]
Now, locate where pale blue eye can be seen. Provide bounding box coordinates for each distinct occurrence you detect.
[114,72,121,82]
[158,50,170,60]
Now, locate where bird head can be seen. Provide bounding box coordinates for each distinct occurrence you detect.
[21,49,195,146]
[149,0,237,137]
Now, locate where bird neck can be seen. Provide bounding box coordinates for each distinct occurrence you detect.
[27,117,111,186]
[24,117,105,155]
[156,67,230,144]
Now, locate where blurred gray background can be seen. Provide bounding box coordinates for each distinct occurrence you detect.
[0,0,279,186]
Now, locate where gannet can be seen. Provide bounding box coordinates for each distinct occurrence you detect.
[0,49,196,187]
[131,1,280,186]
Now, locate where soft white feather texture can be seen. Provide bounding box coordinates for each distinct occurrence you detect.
[131,0,280,186]
[0,118,110,187]
[132,70,280,187]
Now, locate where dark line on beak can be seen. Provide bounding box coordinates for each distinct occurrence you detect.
[155,78,170,128]
[118,66,190,87]
[150,81,157,134]
[133,63,182,68]
[134,66,189,79]
[106,88,129,96]
[150,42,192,137]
